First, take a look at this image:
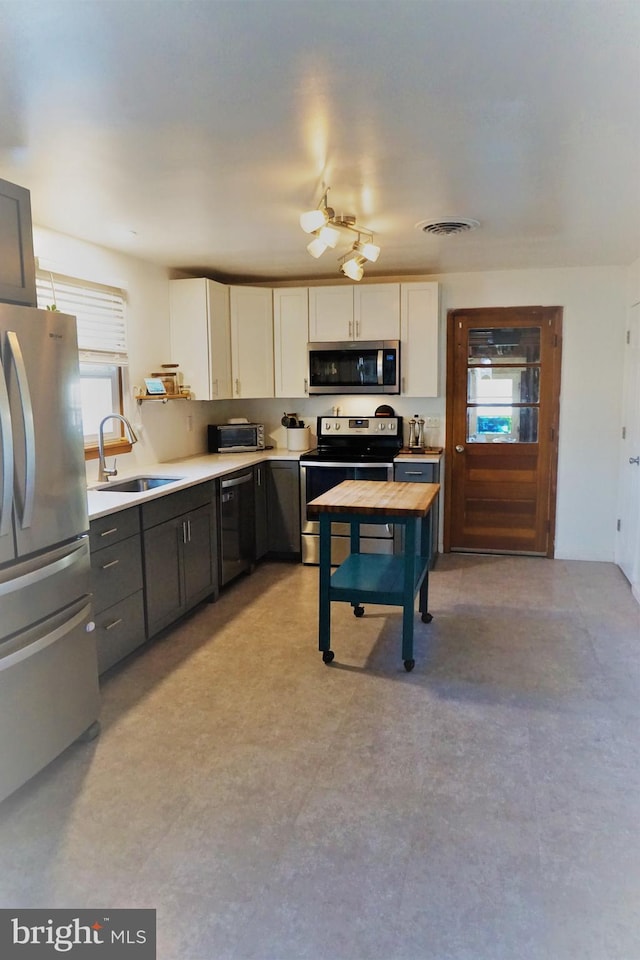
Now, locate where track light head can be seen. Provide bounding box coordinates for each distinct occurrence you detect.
[353,238,381,263]
[340,255,366,282]
[299,208,328,234]
[306,236,328,258]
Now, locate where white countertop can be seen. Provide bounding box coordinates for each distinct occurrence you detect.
[86,447,444,521]
[86,448,307,520]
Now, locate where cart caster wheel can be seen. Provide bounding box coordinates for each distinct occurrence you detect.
[322,650,335,664]
[404,659,415,672]
[421,612,433,623]
[353,605,365,618]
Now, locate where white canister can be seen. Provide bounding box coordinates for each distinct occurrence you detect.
[287,426,310,451]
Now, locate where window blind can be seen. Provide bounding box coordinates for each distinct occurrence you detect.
[36,270,128,365]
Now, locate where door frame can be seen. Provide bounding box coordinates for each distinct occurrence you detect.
[444,306,563,557]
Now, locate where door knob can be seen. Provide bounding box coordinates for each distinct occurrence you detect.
[630,456,640,465]
[455,444,465,453]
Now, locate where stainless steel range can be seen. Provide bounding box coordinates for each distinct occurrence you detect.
[300,415,403,565]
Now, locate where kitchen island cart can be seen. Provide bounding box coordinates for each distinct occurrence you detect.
[308,480,440,671]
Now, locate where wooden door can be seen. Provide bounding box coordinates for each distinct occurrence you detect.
[445,306,562,556]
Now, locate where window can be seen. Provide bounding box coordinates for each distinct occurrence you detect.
[36,270,129,456]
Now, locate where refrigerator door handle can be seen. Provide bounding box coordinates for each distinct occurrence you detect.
[0,355,13,537]
[6,331,36,530]
[0,539,88,597]
[0,599,91,673]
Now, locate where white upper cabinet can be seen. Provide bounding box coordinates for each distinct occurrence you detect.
[229,286,274,398]
[273,287,309,398]
[169,278,232,400]
[308,286,354,341]
[354,284,400,340]
[400,281,440,397]
[309,284,400,341]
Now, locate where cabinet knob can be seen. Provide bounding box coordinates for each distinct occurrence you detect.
[455,444,465,453]
[630,456,640,465]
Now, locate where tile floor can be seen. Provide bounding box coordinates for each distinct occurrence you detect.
[0,555,639,960]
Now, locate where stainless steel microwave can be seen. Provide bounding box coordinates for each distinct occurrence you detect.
[208,423,265,453]
[307,340,400,395]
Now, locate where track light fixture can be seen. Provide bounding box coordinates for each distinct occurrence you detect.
[299,188,380,280]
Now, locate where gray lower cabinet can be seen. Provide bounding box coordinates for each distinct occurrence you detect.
[254,464,269,560]
[142,482,218,638]
[394,460,440,567]
[89,507,146,675]
[267,461,301,557]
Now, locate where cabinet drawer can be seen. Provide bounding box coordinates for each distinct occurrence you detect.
[95,590,146,675]
[394,462,438,483]
[142,482,213,529]
[90,508,140,550]
[91,534,143,614]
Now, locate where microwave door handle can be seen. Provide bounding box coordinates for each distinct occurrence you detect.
[377,349,384,385]
[0,351,13,538]
[6,331,36,529]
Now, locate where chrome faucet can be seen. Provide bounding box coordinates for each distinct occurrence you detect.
[97,414,139,482]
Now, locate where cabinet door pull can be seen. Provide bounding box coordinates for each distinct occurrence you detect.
[187,519,192,542]
[348,321,353,338]
[404,471,423,476]
[105,618,123,631]
[100,527,118,538]
[235,378,240,395]
[182,520,188,543]
[101,558,120,569]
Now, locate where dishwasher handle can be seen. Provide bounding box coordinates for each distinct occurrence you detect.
[221,472,253,490]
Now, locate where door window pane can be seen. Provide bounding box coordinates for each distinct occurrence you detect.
[467,366,539,404]
[468,327,540,364]
[466,406,539,442]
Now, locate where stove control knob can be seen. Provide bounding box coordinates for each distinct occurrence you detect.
[378,422,386,430]
[325,422,331,430]
[335,422,341,430]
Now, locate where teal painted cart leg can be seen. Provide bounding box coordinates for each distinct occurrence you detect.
[349,520,365,617]
[419,511,433,624]
[318,514,334,663]
[402,519,417,670]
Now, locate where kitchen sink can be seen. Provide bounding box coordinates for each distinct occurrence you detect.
[95,476,183,493]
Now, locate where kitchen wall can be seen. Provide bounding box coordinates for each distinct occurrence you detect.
[34,226,627,563]
[434,266,626,562]
[33,227,219,477]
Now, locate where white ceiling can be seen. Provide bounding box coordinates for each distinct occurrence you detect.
[1,0,639,283]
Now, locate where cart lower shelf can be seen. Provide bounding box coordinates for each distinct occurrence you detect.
[329,552,430,606]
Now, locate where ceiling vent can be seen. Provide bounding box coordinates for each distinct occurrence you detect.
[415,217,480,236]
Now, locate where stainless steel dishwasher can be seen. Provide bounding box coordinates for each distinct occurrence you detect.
[217,471,255,586]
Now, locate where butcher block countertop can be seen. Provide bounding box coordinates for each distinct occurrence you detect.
[307,479,440,518]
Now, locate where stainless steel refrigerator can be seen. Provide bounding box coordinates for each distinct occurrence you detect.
[0,304,99,804]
